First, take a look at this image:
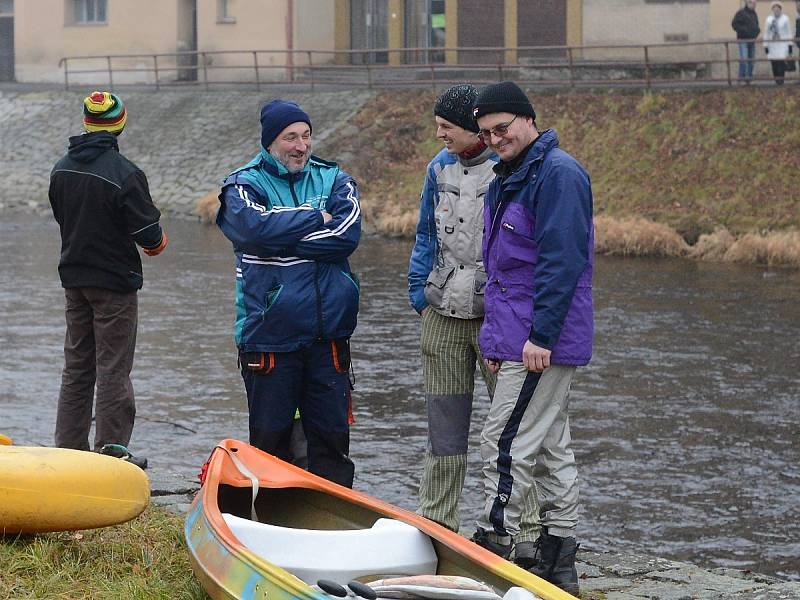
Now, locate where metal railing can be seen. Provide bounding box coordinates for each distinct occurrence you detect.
[58,38,800,91]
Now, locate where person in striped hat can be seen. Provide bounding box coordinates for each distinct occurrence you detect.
[82,91,128,134]
[48,91,168,470]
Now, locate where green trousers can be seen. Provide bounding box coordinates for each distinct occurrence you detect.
[417,310,540,541]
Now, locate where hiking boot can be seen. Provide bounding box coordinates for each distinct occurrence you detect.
[470,527,512,559]
[529,529,579,596]
[99,444,148,470]
[513,540,539,570]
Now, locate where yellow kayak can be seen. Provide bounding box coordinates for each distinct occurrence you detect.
[0,445,150,533]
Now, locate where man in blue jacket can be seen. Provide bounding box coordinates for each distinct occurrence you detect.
[217,99,361,487]
[470,82,594,596]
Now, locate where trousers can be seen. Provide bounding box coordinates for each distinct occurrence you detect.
[240,338,354,488]
[55,287,138,450]
[477,362,579,541]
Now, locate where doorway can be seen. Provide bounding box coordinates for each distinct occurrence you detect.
[177,0,197,81]
[0,0,14,82]
[350,0,389,64]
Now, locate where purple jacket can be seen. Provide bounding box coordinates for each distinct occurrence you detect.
[479,129,594,366]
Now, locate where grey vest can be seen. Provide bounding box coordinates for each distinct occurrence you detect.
[424,147,496,319]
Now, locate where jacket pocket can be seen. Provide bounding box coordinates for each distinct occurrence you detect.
[472,267,487,316]
[262,284,284,319]
[423,265,455,310]
[497,221,536,271]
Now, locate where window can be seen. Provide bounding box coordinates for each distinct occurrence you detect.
[0,1,13,16]
[74,0,107,24]
[218,0,235,23]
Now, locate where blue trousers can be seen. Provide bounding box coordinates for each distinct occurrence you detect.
[738,42,755,79]
[240,339,354,487]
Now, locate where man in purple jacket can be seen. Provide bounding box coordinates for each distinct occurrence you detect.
[469,82,593,596]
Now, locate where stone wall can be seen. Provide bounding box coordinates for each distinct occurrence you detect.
[0,89,374,216]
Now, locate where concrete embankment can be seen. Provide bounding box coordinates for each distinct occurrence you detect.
[0,88,374,215]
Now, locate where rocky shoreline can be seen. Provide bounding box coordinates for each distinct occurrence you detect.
[149,473,800,600]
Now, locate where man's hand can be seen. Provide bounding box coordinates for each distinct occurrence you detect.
[485,358,502,374]
[522,340,551,372]
[421,306,430,317]
[321,210,333,223]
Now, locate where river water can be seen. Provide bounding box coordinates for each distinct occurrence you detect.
[1,213,798,581]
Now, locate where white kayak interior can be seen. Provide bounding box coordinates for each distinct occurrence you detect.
[222,513,543,600]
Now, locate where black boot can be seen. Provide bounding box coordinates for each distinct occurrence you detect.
[470,527,512,559]
[513,540,539,570]
[529,529,579,596]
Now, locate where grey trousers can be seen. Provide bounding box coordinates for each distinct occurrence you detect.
[477,362,579,541]
[55,287,138,451]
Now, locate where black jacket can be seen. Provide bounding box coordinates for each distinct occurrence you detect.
[49,132,164,292]
[732,7,760,40]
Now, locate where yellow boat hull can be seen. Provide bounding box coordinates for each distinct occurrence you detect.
[0,445,150,534]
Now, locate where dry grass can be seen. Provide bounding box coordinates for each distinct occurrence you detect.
[689,228,737,261]
[723,230,800,267]
[595,215,689,257]
[605,220,800,267]
[194,191,220,224]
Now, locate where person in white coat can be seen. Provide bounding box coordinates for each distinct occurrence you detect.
[763,1,793,84]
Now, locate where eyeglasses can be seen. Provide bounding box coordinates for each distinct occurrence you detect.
[478,115,518,143]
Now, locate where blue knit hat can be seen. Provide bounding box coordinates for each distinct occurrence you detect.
[260,99,312,150]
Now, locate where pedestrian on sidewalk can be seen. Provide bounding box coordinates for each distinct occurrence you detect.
[470,81,594,597]
[731,0,760,81]
[764,1,793,84]
[49,91,168,469]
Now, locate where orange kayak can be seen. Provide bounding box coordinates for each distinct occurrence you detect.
[184,439,576,600]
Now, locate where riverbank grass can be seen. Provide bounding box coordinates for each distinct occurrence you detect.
[0,505,206,599]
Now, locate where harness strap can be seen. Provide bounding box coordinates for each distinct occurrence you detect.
[216,445,260,521]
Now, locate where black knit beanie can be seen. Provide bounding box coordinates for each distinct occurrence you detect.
[472,81,536,121]
[434,84,480,133]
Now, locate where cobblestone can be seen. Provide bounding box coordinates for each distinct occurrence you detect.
[0,88,374,216]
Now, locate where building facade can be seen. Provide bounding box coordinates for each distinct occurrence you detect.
[2,0,796,83]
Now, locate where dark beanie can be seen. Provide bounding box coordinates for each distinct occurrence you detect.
[472,81,536,121]
[434,84,479,133]
[260,99,312,150]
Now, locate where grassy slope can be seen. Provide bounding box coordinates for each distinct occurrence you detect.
[339,88,799,243]
[0,506,206,599]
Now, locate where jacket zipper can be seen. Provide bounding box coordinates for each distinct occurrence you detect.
[289,178,299,207]
[314,263,323,339]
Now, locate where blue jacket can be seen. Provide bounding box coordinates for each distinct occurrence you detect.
[217,150,361,352]
[479,129,594,365]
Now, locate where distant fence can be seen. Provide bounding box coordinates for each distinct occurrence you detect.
[58,39,800,91]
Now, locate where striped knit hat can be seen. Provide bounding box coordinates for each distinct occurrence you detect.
[83,91,127,134]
